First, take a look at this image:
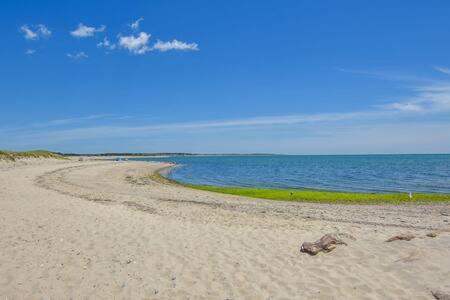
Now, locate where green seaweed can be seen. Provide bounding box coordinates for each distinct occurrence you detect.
[150,172,450,204]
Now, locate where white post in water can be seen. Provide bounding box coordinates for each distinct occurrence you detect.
[409,192,413,200]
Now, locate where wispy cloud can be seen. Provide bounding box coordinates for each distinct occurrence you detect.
[20,25,37,40]
[382,102,423,112]
[7,111,450,154]
[30,114,112,128]
[1,110,397,144]
[380,81,450,113]
[336,67,426,82]
[25,49,36,55]
[152,39,199,52]
[20,24,51,40]
[4,67,450,153]
[11,69,450,142]
[129,18,144,30]
[97,37,116,50]
[118,32,151,54]
[339,67,450,114]
[66,51,88,60]
[0,114,113,135]
[70,23,106,38]
[433,66,450,75]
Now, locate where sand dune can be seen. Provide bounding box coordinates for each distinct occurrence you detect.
[1,159,449,299]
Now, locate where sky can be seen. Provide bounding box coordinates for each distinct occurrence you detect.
[1,0,450,154]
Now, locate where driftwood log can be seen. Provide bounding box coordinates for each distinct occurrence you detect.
[432,290,450,300]
[385,233,415,242]
[300,234,347,255]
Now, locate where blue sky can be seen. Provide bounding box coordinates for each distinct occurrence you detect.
[1,0,450,154]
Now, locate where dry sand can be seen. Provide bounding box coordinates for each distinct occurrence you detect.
[1,158,450,299]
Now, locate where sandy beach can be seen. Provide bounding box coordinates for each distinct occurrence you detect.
[1,158,450,299]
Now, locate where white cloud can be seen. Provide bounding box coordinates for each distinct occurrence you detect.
[382,102,424,112]
[152,39,199,52]
[25,49,36,55]
[381,82,450,114]
[130,18,144,30]
[70,23,106,38]
[20,25,37,40]
[341,67,450,114]
[20,24,51,40]
[118,32,151,54]
[67,51,88,60]
[118,34,199,54]
[433,66,450,75]
[36,24,51,37]
[97,37,116,50]
[414,83,450,112]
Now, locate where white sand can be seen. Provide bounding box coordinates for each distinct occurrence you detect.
[1,158,450,299]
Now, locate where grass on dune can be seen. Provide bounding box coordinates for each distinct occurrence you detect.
[0,150,65,161]
[149,173,450,204]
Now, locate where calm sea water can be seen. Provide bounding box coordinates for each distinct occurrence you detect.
[131,155,450,194]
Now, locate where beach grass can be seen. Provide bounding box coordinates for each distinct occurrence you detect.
[0,150,65,161]
[149,173,450,203]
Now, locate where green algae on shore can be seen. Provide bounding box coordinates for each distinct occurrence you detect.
[149,172,450,204]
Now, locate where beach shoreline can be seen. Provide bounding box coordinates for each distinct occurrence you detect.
[1,158,450,299]
[132,154,450,195]
[151,161,450,204]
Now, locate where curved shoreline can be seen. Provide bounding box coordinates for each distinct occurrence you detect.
[135,154,450,195]
[155,163,450,204]
[33,160,450,229]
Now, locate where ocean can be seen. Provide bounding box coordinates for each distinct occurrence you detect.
[131,154,450,194]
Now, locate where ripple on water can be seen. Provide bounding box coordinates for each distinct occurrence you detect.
[131,154,450,194]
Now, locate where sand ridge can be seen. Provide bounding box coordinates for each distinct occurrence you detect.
[1,159,450,299]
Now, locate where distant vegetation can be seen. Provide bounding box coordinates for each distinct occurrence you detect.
[1,151,274,160]
[150,173,450,203]
[64,152,195,157]
[64,153,274,156]
[0,150,65,161]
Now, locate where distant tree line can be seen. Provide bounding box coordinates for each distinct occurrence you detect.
[63,153,195,157]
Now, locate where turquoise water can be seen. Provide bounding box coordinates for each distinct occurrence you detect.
[131,155,450,194]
